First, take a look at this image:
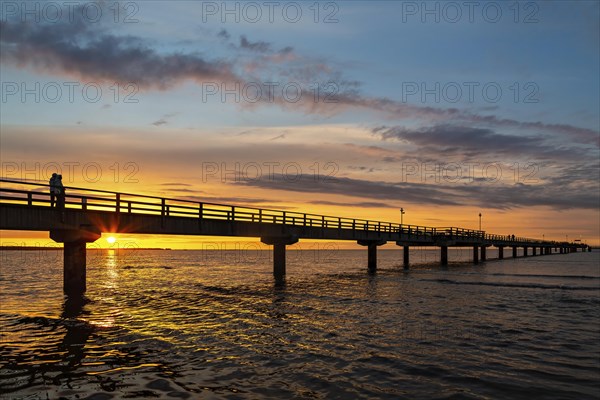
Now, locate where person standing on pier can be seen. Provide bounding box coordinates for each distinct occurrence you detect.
[49,173,58,207]
[56,174,65,210]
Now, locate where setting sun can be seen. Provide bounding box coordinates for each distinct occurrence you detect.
[106,236,116,244]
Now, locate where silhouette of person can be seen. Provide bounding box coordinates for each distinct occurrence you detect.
[49,173,57,207]
[56,174,65,210]
[511,234,515,241]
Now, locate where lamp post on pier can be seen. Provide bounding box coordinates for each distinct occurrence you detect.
[400,208,405,225]
[478,213,482,231]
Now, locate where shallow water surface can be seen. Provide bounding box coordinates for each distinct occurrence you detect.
[1,249,599,399]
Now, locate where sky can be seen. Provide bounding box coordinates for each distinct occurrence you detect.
[0,0,599,248]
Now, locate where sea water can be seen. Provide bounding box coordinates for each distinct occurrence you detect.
[1,248,599,399]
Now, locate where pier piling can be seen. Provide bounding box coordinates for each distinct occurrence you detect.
[50,226,101,295]
[358,240,387,273]
[261,236,299,282]
[441,246,448,265]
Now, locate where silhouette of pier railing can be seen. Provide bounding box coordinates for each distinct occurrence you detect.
[0,178,590,294]
[0,178,465,237]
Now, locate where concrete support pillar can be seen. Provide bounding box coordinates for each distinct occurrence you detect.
[440,246,448,266]
[273,243,286,280]
[512,246,517,258]
[498,246,504,259]
[533,247,537,256]
[473,246,479,264]
[358,240,386,273]
[367,243,377,272]
[63,242,87,294]
[261,235,299,282]
[403,246,410,269]
[50,226,100,295]
[480,246,486,261]
[560,247,564,254]
[589,246,593,252]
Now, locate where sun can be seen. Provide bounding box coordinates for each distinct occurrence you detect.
[106,236,116,244]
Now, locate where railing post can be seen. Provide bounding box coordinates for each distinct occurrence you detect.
[322,215,325,228]
[198,203,203,231]
[27,192,32,206]
[303,213,307,226]
[82,197,87,210]
[353,219,356,230]
[283,211,286,225]
[259,209,263,223]
[116,193,120,213]
[231,206,235,221]
[128,201,131,213]
[161,198,165,218]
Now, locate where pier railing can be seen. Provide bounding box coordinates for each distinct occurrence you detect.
[0,179,434,234]
[0,179,574,246]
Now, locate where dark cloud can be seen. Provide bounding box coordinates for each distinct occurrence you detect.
[234,174,599,210]
[160,183,193,187]
[151,112,178,127]
[235,174,461,206]
[239,35,271,53]
[0,14,238,89]
[372,124,597,161]
[151,119,167,127]
[176,194,297,209]
[310,200,394,208]
[217,29,231,40]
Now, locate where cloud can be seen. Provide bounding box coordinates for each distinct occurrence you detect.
[151,119,167,127]
[217,29,231,40]
[160,183,193,187]
[234,173,599,210]
[309,200,394,208]
[151,112,178,127]
[239,35,271,53]
[372,124,597,161]
[0,12,238,89]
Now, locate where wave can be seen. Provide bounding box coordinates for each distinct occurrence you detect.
[420,278,600,291]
